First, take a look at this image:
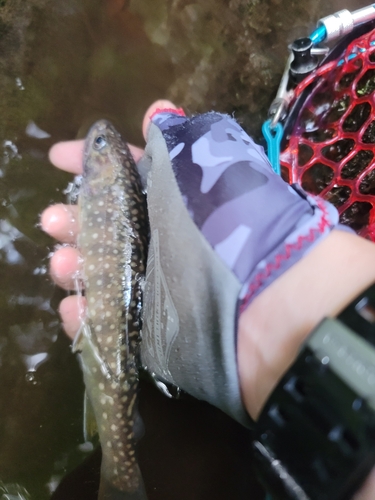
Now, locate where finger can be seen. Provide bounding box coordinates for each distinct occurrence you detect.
[353,467,375,499]
[49,139,145,174]
[50,246,82,290]
[59,295,86,341]
[41,204,79,243]
[49,140,85,174]
[142,99,180,140]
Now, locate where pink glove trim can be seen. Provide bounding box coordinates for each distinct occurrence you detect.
[239,196,332,312]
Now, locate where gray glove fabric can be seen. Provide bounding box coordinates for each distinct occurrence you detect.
[138,110,339,428]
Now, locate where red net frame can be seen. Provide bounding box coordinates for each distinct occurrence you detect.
[280,28,375,240]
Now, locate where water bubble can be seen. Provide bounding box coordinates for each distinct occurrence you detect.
[32,266,47,275]
[2,140,21,165]
[352,398,363,411]
[25,372,38,385]
[78,441,94,453]
[15,77,25,90]
[25,121,51,139]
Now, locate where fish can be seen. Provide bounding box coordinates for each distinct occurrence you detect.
[72,119,149,500]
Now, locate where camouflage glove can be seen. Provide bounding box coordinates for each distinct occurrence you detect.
[138,109,339,428]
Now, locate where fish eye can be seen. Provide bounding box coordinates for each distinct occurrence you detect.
[93,135,107,150]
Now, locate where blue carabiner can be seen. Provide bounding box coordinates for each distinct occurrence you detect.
[262,119,283,176]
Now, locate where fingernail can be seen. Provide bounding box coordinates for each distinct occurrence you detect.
[149,107,186,120]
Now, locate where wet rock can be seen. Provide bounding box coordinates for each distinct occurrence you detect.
[131,0,371,138]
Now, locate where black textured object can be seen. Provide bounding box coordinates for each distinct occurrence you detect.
[253,283,375,500]
[289,38,318,84]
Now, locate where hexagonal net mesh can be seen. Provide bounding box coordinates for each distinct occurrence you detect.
[280,28,375,240]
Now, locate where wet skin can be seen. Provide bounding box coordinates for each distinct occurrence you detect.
[41,100,375,500]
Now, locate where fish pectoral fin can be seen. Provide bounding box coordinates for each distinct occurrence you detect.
[72,322,90,353]
[84,390,98,441]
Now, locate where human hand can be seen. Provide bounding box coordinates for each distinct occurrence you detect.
[40,101,158,336]
[41,100,375,499]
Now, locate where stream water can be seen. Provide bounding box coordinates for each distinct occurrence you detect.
[0,0,372,499]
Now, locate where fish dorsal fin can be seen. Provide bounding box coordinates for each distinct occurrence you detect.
[83,390,98,442]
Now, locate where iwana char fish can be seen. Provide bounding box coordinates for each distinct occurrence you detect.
[73,120,149,500]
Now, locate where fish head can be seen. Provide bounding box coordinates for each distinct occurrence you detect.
[83,119,128,193]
